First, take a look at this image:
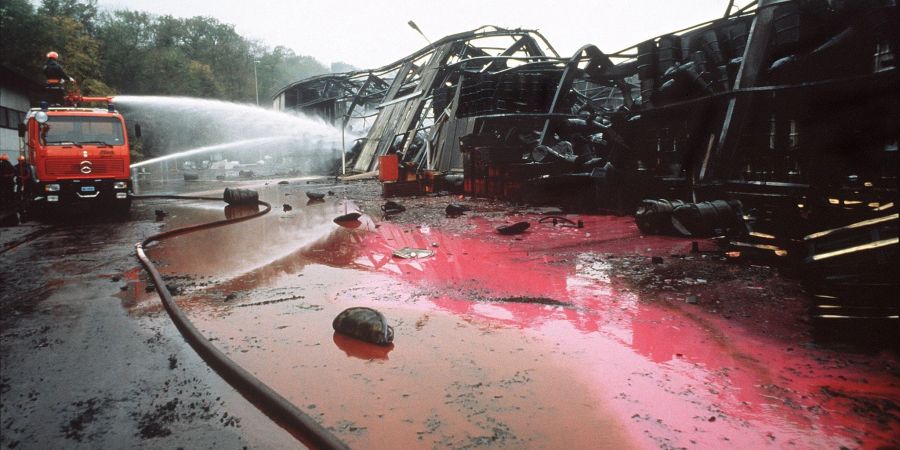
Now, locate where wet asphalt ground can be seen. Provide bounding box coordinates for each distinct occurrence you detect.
[0,181,299,449]
[1,175,898,449]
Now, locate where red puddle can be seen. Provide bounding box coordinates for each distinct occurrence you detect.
[148,207,899,448]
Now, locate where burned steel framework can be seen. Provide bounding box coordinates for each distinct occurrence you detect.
[277,0,898,322]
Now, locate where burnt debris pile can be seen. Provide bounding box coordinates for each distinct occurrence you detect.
[278,1,898,324]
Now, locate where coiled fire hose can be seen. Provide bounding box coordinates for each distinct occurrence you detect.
[134,189,349,450]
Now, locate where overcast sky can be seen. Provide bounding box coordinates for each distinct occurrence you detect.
[94,0,740,69]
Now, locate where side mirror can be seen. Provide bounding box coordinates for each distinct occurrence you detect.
[18,123,26,138]
[134,123,142,138]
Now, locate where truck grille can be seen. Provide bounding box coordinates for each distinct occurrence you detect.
[45,158,125,176]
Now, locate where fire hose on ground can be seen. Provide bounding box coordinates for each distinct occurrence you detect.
[133,189,349,450]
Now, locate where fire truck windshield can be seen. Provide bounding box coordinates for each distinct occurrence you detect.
[42,116,125,147]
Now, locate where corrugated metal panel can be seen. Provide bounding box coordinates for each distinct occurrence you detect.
[353,44,453,173]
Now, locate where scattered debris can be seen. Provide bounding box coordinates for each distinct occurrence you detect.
[277,180,289,185]
[538,216,581,228]
[332,307,394,345]
[381,201,406,216]
[154,210,167,220]
[183,172,199,182]
[306,191,325,201]
[333,212,362,225]
[392,247,435,259]
[282,204,292,212]
[445,203,470,217]
[496,222,530,235]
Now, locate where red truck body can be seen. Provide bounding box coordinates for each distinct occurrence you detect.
[20,96,132,213]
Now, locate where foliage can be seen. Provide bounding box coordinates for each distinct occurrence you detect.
[1,0,329,103]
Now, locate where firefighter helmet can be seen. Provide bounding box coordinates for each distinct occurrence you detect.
[46,51,59,60]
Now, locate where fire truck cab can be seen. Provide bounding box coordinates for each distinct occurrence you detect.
[17,98,135,214]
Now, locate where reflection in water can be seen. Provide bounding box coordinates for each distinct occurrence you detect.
[332,332,393,360]
[224,204,260,220]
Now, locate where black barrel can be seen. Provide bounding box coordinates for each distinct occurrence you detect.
[223,188,259,205]
[635,199,685,235]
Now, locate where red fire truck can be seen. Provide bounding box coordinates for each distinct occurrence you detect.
[17,87,138,215]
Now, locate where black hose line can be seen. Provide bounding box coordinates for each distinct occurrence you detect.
[133,194,349,450]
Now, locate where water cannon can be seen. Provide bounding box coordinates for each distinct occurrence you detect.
[64,92,114,108]
[61,80,114,109]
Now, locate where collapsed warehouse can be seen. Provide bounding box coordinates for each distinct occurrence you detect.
[275,1,898,323]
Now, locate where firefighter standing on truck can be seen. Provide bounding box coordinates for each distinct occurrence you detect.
[42,51,74,105]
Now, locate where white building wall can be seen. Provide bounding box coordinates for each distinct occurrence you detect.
[0,86,31,158]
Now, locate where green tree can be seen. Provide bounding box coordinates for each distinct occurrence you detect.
[38,0,99,32]
[41,14,111,96]
[4,0,332,105]
[96,10,154,92]
[0,0,46,78]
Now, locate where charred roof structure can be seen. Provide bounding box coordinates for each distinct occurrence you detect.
[275,26,562,174]
[277,1,898,322]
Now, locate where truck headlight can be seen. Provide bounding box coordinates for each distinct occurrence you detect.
[44,183,60,192]
[114,181,128,189]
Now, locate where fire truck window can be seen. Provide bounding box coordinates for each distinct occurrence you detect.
[43,117,125,146]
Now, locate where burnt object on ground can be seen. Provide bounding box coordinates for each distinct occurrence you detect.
[381,201,406,215]
[282,204,292,212]
[636,199,747,237]
[496,221,530,235]
[635,199,685,234]
[223,188,259,206]
[332,307,394,345]
[183,172,199,181]
[154,209,167,220]
[445,203,470,217]
[333,212,362,224]
[277,180,289,185]
[392,247,435,259]
[306,191,325,201]
[538,216,582,228]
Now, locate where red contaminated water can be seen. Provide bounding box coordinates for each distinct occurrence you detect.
[145,203,899,449]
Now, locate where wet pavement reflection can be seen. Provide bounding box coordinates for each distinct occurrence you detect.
[129,180,900,449]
